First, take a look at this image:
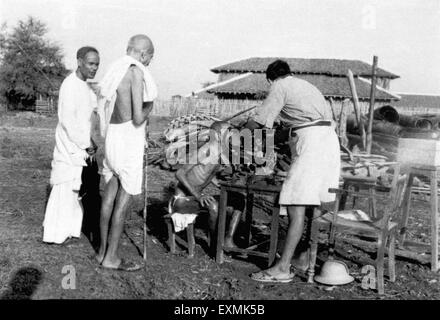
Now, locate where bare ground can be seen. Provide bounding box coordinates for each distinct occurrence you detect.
[0,112,439,300]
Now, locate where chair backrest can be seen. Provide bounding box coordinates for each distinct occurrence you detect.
[382,163,406,225]
[328,163,405,228]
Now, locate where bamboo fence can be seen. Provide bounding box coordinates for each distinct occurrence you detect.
[150,97,261,119]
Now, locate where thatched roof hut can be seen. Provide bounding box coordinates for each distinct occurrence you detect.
[392,93,440,114]
[192,57,401,117]
[211,57,399,82]
[206,73,397,102]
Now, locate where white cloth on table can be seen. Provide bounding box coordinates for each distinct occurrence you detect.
[96,55,158,138]
[102,120,146,195]
[337,209,371,222]
[279,125,340,211]
[43,72,96,243]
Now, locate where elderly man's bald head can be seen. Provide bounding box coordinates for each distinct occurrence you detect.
[126,34,155,66]
[127,34,154,54]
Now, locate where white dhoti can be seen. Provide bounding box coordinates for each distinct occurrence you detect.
[43,181,84,243]
[102,121,146,195]
[279,125,340,208]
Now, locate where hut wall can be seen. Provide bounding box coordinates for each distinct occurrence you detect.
[150,96,393,124]
[393,106,440,116]
[326,98,391,121]
[359,76,391,90]
[378,78,390,90]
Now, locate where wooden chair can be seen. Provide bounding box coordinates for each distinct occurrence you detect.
[307,164,405,295]
[339,175,378,218]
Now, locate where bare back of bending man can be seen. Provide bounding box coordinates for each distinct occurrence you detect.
[173,122,245,252]
[97,35,155,270]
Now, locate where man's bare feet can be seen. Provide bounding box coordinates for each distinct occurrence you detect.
[264,264,291,276]
[101,258,142,272]
[224,237,238,249]
[101,257,121,269]
[250,264,295,283]
[94,247,106,264]
[61,237,78,246]
[95,253,105,264]
[291,257,309,272]
[291,252,310,272]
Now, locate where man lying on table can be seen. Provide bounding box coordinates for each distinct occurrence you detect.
[171,121,245,254]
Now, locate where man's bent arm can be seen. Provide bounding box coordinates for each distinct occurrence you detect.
[130,67,148,126]
[142,101,154,119]
[245,118,264,130]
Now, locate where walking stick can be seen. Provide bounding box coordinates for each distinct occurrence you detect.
[143,119,149,267]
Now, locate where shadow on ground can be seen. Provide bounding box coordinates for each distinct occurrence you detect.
[1,267,43,300]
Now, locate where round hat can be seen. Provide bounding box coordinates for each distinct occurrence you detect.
[314,259,354,286]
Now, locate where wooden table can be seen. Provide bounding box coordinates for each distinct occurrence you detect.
[215,181,281,268]
[398,164,440,271]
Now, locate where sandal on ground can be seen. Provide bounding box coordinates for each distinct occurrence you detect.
[100,259,143,272]
[250,270,295,283]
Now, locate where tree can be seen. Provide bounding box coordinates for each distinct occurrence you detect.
[0,16,68,110]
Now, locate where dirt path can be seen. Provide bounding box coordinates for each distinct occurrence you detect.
[1,115,440,299]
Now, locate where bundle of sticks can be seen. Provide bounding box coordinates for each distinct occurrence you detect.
[147,108,257,171]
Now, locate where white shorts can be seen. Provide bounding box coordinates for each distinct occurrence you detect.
[279,125,340,207]
[102,121,146,195]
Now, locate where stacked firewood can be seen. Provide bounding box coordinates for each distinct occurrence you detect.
[147,113,223,170]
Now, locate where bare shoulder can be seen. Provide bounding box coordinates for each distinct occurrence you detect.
[128,65,144,82]
[117,65,143,90]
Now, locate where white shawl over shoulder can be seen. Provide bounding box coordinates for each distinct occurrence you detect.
[96,55,158,137]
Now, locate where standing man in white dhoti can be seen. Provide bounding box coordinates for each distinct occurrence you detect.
[95,35,157,271]
[43,47,100,244]
[246,60,341,283]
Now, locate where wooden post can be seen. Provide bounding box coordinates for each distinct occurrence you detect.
[338,99,349,147]
[268,205,280,267]
[215,187,228,264]
[367,56,378,154]
[430,170,439,271]
[143,119,149,268]
[346,69,366,150]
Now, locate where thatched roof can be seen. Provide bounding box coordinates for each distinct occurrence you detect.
[211,57,399,79]
[393,93,440,109]
[206,73,398,101]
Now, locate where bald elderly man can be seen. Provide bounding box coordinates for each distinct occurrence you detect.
[96,35,157,271]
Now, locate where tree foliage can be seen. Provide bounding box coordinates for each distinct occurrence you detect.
[0,16,68,109]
